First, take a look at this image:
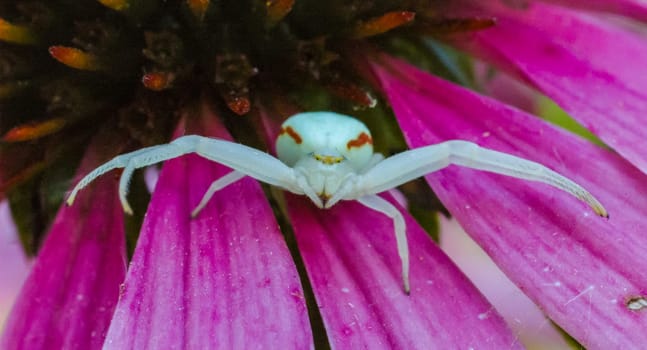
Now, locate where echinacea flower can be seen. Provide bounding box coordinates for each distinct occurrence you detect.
[2,0,647,348]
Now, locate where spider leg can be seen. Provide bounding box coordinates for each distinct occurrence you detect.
[117,144,187,213]
[322,154,383,209]
[359,153,385,173]
[356,194,410,294]
[357,140,607,217]
[295,170,323,208]
[191,170,247,218]
[325,174,357,208]
[179,136,299,192]
[66,145,169,211]
[67,135,299,214]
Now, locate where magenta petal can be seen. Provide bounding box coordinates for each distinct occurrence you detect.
[371,56,647,348]
[0,201,31,328]
[456,3,647,173]
[285,194,520,348]
[539,0,647,21]
[1,145,127,349]
[480,2,647,94]
[103,113,311,348]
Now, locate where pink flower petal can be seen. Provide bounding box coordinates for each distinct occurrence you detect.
[440,218,572,349]
[538,0,647,21]
[1,142,127,349]
[0,201,31,329]
[103,106,311,348]
[474,61,539,113]
[481,2,647,93]
[285,194,521,348]
[371,56,647,348]
[454,2,647,174]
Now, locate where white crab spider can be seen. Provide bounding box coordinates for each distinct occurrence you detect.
[67,111,607,293]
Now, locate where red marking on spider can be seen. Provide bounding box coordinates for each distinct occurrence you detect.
[347,132,372,149]
[280,126,303,144]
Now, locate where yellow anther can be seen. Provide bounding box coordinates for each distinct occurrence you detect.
[98,0,130,11]
[49,46,101,71]
[187,0,210,20]
[0,18,37,45]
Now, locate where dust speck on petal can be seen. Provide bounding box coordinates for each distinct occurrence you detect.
[626,296,647,311]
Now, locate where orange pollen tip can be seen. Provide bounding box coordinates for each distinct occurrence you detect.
[225,96,251,116]
[279,126,303,144]
[326,81,377,108]
[352,11,416,39]
[266,0,295,24]
[347,132,372,149]
[0,18,37,45]
[3,118,66,142]
[187,0,210,20]
[142,72,172,91]
[98,0,130,11]
[49,46,100,71]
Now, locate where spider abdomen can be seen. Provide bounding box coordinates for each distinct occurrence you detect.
[276,112,374,170]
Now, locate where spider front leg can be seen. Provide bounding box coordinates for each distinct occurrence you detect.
[67,144,184,214]
[357,140,608,217]
[356,194,410,294]
[67,135,299,214]
[191,171,247,217]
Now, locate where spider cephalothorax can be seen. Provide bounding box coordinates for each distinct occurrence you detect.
[67,111,608,293]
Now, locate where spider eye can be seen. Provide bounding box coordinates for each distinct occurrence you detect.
[276,112,374,170]
[313,153,345,165]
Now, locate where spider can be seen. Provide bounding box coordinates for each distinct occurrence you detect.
[67,111,608,293]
